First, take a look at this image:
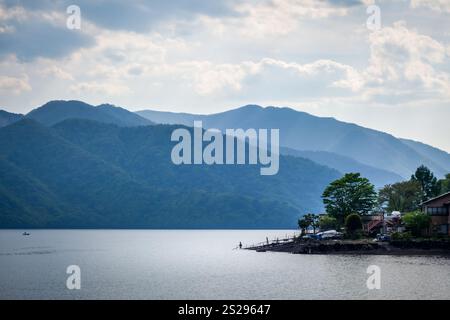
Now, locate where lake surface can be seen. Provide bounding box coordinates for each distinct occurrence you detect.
[0,230,449,299]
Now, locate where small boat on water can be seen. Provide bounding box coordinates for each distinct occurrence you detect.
[22,232,30,236]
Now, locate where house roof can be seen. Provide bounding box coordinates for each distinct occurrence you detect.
[421,191,450,205]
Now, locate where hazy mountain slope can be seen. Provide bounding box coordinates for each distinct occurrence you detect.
[280,147,403,187]
[53,119,340,215]
[0,119,163,227]
[0,158,70,227]
[136,109,198,125]
[26,100,153,127]
[97,104,155,126]
[400,138,450,174]
[137,105,449,178]
[0,110,23,127]
[0,119,339,228]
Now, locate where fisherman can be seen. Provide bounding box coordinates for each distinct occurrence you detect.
[239,241,242,249]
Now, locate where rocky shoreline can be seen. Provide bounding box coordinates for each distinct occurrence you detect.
[246,239,450,256]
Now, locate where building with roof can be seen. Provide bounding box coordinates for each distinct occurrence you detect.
[421,192,450,236]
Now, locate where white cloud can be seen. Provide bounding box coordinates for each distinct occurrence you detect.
[0,4,28,22]
[39,65,74,81]
[411,0,450,13]
[70,82,131,96]
[360,21,450,100]
[198,0,350,38]
[0,75,31,94]
[254,58,364,91]
[149,57,362,96]
[1,1,450,150]
[184,61,248,95]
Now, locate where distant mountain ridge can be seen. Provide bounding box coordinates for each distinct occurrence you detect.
[137,105,450,180]
[280,147,403,187]
[0,110,24,127]
[25,100,154,127]
[399,138,450,173]
[3,101,449,183]
[1,100,448,228]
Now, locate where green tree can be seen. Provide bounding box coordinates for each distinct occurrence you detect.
[345,213,363,236]
[298,217,309,236]
[298,213,319,235]
[411,165,439,202]
[378,180,421,213]
[437,173,450,195]
[402,211,431,237]
[322,173,377,223]
[318,215,338,231]
[306,213,319,234]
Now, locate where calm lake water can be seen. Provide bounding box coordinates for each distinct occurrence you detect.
[0,230,449,300]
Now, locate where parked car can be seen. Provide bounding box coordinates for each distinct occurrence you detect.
[302,234,320,240]
[316,230,344,240]
[376,233,391,242]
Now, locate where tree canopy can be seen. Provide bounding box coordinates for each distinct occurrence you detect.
[378,166,448,215]
[378,180,421,213]
[322,173,376,223]
[403,211,431,237]
[437,173,450,195]
[298,213,319,235]
[318,215,338,231]
[411,165,439,202]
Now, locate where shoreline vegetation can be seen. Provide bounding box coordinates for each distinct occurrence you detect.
[258,165,450,257]
[245,238,450,256]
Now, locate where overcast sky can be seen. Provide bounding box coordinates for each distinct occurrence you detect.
[0,0,449,151]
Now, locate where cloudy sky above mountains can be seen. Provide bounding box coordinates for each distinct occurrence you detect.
[0,0,450,151]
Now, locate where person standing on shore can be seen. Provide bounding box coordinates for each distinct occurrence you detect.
[239,242,242,249]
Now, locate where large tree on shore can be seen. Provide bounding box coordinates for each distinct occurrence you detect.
[411,165,439,202]
[322,173,376,223]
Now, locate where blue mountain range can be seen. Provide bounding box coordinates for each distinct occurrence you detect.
[0,100,448,228]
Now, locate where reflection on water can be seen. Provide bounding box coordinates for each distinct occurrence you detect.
[0,230,449,300]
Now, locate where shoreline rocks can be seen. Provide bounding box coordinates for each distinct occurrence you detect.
[246,239,450,256]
